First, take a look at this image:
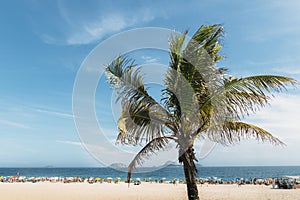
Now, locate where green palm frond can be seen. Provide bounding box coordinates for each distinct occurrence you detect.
[169,30,188,71]
[117,101,173,144]
[165,30,190,121]
[106,56,136,87]
[236,75,297,92]
[197,75,297,129]
[127,136,177,183]
[163,68,196,120]
[206,121,284,145]
[106,59,147,103]
[181,25,223,94]
[164,25,224,122]
[223,75,296,116]
[184,24,224,62]
[106,56,173,143]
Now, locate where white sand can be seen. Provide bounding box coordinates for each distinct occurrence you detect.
[199,184,300,200]
[1,182,300,200]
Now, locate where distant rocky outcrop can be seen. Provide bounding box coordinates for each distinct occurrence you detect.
[109,163,127,169]
[44,165,54,168]
[162,161,203,167]
[163,161,181,167]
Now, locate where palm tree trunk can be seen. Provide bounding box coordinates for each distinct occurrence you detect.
[180,146,199,200]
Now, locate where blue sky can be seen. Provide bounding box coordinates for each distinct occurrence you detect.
[1,0,300,167]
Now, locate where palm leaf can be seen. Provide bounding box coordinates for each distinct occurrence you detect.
[117,101,174,144]
[184,24,224,62]
[206,121,284,145]
[195,75,297,135]
[169,30,188,71]
[164,25,224,122]
[127,136,177,184]
[106,56,174,143]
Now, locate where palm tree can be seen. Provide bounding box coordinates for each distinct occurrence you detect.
[104,24,297,200]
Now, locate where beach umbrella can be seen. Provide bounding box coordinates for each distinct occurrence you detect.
[106,177,112,183]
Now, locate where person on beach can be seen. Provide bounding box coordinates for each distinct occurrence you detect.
[237,180,242,187]
[272,179,276,189]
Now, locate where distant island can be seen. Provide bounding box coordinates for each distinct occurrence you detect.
[108,161,202,169]
[162,161,181,167]
[109,163,127,169]
[44,165,54,168]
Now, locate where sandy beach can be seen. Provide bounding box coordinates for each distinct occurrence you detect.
[1,182,300,200]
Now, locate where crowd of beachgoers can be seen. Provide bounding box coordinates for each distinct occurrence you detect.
[1,175,300,189]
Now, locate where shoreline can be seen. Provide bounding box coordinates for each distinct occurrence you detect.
[1,175,299,185]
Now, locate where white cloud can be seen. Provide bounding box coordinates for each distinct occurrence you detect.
[32,1,159,45]
[40,34,57,45]
[247,94,300,138]
[240,58,300,81]
[65,11,154,45]
[246,26,300,43]
[198,93,300,166]
[35,108,74,118]
[0,119,30,129]
[141,56,159,63]
[56,140,82,146]
[67,15,127,45]
[242,1,300,43]
[273,67,300,76]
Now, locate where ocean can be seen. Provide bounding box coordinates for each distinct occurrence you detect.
[1,166,300,181]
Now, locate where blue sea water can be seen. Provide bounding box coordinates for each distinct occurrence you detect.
[0,166,299,181]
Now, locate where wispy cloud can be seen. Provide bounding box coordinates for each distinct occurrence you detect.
[35,108,74,118]
[0,119,30,129]
[64,10,155,45]
[40,34,57,45]
[273,67,300,75]
[246,26,300,43]
[241,1,300,43]
[241,57,300,78]
[56,140,82,146]
[141,56,159,63]
[31,1,160,45]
